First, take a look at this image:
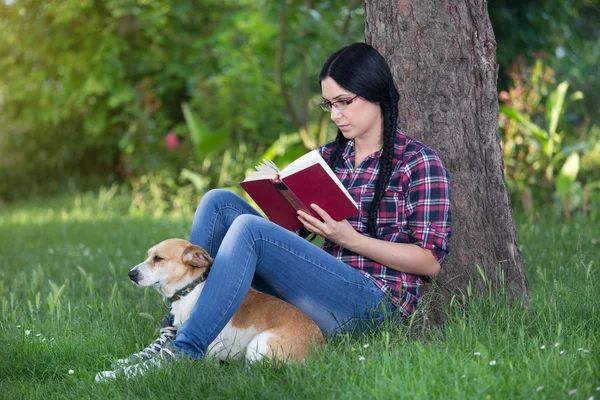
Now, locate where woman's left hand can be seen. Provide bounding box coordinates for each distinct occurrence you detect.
[297,204,357,247]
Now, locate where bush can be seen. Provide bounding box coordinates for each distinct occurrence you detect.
[499,59,600,218]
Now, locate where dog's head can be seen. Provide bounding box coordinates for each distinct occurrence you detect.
[128,239,213,296]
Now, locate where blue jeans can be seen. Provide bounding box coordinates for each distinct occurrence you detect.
[172,189,395,359]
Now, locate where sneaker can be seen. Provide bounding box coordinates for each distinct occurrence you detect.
[112,315,177,368]
[95,339,181,382]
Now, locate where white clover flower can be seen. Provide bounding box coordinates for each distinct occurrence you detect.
[560,350,565,355]
[554,342,560,347]
[489,360,496,366]
[473,351,481,356]
[363,343,370,348]
[568,389,577,395]
[540,345,546,349]
[359,356,365,361]
[536,386,544,392]
[25,330,31,335]
[578,348,590,353]
[68,369,74,375]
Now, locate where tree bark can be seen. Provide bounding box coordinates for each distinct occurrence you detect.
[363,0,529,310]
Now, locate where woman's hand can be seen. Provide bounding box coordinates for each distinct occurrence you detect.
[297,204,358,247]
[298,204,440,276]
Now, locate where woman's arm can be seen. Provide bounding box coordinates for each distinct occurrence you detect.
[338,230,440,277]
[297,204,440,277]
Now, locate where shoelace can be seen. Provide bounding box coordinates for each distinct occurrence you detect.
[113,325,177,367]
[120,345,177,378]
[96,339,179,382]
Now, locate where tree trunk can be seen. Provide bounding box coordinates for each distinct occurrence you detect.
[364,0,529,310]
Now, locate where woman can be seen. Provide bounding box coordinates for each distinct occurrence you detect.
[112,42,450,377]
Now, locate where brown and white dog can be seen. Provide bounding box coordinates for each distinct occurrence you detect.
[127,238,324,363]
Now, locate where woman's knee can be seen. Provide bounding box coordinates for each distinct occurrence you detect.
[228,214,265,237]
[194,189,245,220]
[197,189,238,209]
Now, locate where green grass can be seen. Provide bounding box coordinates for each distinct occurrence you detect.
[1,192,599,399]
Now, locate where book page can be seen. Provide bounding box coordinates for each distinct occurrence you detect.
[242,159,280,182]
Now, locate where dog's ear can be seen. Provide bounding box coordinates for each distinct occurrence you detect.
[182,245,213,268]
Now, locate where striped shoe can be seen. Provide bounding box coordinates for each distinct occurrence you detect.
[96,338,181,382]
[112,315,177,368]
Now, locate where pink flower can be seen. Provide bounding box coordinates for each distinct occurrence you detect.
[164,132,180,150]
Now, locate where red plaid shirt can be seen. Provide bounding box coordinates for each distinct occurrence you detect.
[318,130,451,317]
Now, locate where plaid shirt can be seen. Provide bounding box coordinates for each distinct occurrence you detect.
[318,130,451,317]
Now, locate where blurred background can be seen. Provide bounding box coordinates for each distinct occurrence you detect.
[0,0,598,220]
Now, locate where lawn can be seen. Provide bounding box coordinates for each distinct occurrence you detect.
[1,191,598,399]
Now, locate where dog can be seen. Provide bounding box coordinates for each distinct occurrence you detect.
[127,238,324,363]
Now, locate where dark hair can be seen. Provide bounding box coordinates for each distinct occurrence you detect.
[319,43,399,238]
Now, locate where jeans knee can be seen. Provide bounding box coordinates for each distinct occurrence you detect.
[195,189,240,217]
[229,214,264,237]
[223,214,274,262]
[228,214,275,248]
[198,189,235,208]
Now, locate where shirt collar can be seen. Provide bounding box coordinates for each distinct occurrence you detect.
[341,129,406,163]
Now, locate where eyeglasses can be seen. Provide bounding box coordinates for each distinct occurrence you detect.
[319,95,359,112]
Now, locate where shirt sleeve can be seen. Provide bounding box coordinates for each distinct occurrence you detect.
[404,148,452,265]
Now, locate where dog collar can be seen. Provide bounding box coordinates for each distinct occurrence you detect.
[167,271,209,303]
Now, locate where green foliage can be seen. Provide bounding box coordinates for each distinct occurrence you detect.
[489,0,600,139]
[1,0,598,220]
[555,153,580,203]
[0,0,240,197]
[179,0,363,185]
[128,171,200,217]
[489,0,600,87]
[0,0,365,200]
[499,60,600,217]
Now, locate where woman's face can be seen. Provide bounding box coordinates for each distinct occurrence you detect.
[321,77,383,145]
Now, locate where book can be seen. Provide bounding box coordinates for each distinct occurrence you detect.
[240,150,359,231]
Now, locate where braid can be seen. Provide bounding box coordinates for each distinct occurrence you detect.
[327,130,348,171]
[367,93,398,238]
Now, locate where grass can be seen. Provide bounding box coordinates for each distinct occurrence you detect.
[1,191,599,399]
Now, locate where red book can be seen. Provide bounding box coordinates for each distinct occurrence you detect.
[240,150,359,231]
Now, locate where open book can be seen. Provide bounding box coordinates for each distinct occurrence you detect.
[240,150,359,231]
